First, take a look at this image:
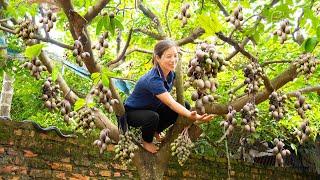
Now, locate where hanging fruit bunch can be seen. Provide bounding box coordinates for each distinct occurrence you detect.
[16,18,39,45]
[22,57,47,80]
[243,62,264,94]
[268,91,287,121]
[294,92,311,119]
[294,119,311,144]
[42,77,62,111]
[72,39,90,66]
[93,128,111,154]
[92,32,109,58]
[293,53,319,79]
[312,2,320,16]
[90,82,119,113]
[272,138,291,167]
[240,102,258,133]
[174,3,191,27]
[39,9,57,32]
[74,107,97,136]
[273,19,290,44]
[114,131,139,167]
[220,106,237,137]
[226,6,244,29]
[57,99,75,124]
[187,43,227,114]
[170,127,194,166]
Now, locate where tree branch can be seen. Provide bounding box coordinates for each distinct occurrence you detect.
[136,0,165,36]
[215,32,257,62]
[205,63,298,114]
[126,48,153,55]
[261,74,274,92]
[0,24,16,34]
[84,0,110,23]
[0,22,73,50]
[176,28,205,46]
[39,5,50,39]
[212,0,229,17]
[292,10,304,45]
[107,28,133,66]
[57,0,101,73]
[261,60,292,67]
[287,86,320,97]
[133,28,165,40]
[39,52,78,103]
[39,51,119,140]
[165,0,172,37]
[35,35,74,50]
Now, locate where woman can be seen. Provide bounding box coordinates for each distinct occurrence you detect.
[124,40,214,153]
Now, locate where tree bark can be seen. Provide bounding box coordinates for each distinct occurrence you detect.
[0,72,14,118]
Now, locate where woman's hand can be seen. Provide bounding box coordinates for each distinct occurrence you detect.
[188,111,215,122]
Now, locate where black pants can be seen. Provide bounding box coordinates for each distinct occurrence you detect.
[125,102,190,143]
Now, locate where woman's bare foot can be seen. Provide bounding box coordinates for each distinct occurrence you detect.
[142,141,158,153]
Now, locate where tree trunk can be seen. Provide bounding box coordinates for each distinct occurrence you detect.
[0,72,14,119]
[131,117,203,179]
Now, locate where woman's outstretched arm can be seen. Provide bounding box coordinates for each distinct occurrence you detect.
[156,92,214,122]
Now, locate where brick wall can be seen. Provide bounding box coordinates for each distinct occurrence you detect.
[0,120,319,179]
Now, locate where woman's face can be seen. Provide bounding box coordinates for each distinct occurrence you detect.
[156,46,178,73]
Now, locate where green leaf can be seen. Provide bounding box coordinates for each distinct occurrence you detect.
[101,73,110,87]
[51,65,60,81]
[91,72,101,85]
[25,44,45,59]
[101,67,116,87]
[74,98,86,111]
[114,17,124,30]
[197,13,222,35]
[87,102,96,108]
[317,26,320,39]
[290,143,297,155]
[96,16,104,35]
[304,37,319,53]
[104,15,111,31]
[109,18,116,36]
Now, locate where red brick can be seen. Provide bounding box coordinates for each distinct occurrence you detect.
[111,163,127,170]
[7,148,18,156]
[14,129,22,136]
[29,169,52,178]
[0,147,4,154]
[71,173,90,180]
[94,163,108,169]
[99,170,111,177]
[114,172,121,177]
[167,169,178,176]
[54,171,66,179]
[61,157,70,163]
[50,162,72,172]
[0,165,19,174]
[40,133,49,139]
[183,170,196,178]
[29,130,35,137]
[23,150,38,158]
[18,167,27,175]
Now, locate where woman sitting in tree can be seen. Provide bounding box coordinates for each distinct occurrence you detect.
[124,40,214,153]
